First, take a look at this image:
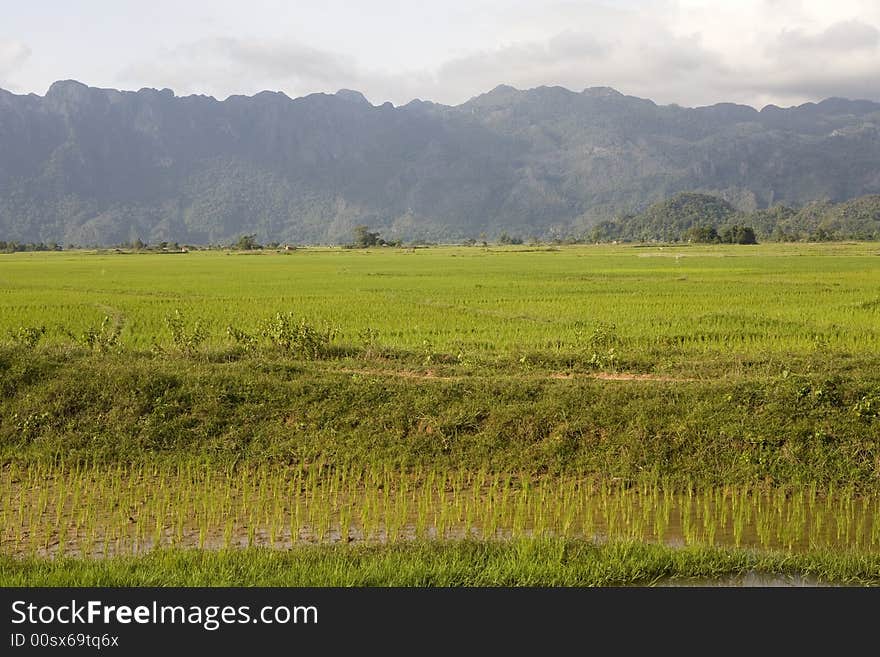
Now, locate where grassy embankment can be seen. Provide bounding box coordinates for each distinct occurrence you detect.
[4,540,880,586]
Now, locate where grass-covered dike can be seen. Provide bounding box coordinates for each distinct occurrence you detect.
[3,539,879,587]
[2,347,877,487]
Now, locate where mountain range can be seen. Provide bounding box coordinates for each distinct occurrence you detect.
[1,80,879,245]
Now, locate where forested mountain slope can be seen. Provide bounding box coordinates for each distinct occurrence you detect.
[1,80,879,244]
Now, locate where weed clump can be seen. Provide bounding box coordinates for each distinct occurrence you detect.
[260,312,337,360]
[164,309,208,356]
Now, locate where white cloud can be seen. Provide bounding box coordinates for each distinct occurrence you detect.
[774,20,879,53]
[117,37,362,99]
[105,1,880,107]
[0,40,31,88]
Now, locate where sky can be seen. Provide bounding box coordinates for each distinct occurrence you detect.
[1,0,879,108]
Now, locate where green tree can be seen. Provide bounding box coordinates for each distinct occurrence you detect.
[353,225,382,248]
[720,224,757,244]
[685,224,720,243]
[588,220,620,243]
[233,234,261,250]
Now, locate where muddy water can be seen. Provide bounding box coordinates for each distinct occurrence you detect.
[651,571,846,587]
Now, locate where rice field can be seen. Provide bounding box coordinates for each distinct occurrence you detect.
[3,462,879,559]
[1,242,879,366]
[1,242,879,585]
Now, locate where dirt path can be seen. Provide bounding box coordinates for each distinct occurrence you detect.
[337,368,695,383]
[338,368,458,381]
[550,372,695,382]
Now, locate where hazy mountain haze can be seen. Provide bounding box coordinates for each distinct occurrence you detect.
[1,80,878,245]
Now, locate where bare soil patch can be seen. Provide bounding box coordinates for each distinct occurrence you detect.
[552,372,695,382]
[338,368,694,383]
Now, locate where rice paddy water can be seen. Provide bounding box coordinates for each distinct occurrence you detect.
[2,462,877,558]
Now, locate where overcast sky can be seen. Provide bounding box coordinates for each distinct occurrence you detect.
[1,0,879,108]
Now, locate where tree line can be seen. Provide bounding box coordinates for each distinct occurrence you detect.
[587,192,880,244]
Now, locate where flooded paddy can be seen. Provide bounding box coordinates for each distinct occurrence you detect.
[655,571,845,587]
[3,462,878,560]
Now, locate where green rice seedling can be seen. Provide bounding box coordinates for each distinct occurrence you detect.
[414,477,430,541]
[435,472,450,540]
[338,490,353,544]
[871,499,880,548]
[700,494,717,547]
[223,518,234,550]
[652,499,668,544]
[756,502,773,549]
[680,494,694,545]
[810,501,826,548]
[308,485,324,544]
